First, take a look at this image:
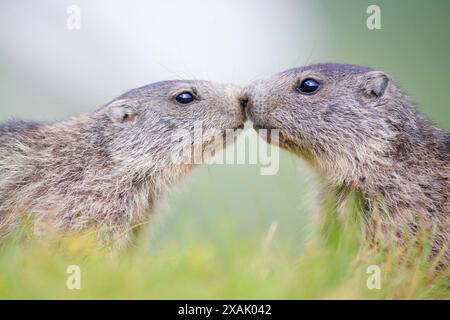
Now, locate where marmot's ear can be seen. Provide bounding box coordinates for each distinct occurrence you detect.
[103,99,139,124]
[361,71,390,100]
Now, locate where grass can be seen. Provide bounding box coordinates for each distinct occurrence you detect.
[0,179,448,299]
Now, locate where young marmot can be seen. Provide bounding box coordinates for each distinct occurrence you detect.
[245,63,449,262]
[0,81,246,247]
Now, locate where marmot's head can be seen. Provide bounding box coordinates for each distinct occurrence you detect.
[246,64,415,182]
[94,80,247,168]
[245,63,414,180]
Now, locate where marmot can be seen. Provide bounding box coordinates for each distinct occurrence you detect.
[245,63,449,262]
[0,80,246,247]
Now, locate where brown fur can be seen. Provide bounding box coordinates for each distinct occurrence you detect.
[245,63,449,263]
[0,80,246,247]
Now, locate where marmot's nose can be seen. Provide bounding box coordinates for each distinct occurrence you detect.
[239,96,249,109]
[243,87,254,109]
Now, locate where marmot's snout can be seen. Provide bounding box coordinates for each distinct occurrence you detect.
[239,96,249,110]
[223,85,248,127]
[244,80,277,130]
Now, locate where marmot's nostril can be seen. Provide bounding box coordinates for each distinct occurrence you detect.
[239,97,249,109]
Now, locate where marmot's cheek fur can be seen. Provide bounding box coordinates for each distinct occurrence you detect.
[246,63,449,264]
[0,80,246,248]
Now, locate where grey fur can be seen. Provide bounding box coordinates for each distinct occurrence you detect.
[0,80,246,247]
[246,63,449,262]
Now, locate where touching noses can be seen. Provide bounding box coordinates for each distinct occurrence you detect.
[239,95,249,110]
[243,79,266,113]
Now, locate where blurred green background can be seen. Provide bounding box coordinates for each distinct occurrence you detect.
[0,0,449,298]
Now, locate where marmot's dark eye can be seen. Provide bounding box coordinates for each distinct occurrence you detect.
[175,91,195,104]
[299,79,320,94]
